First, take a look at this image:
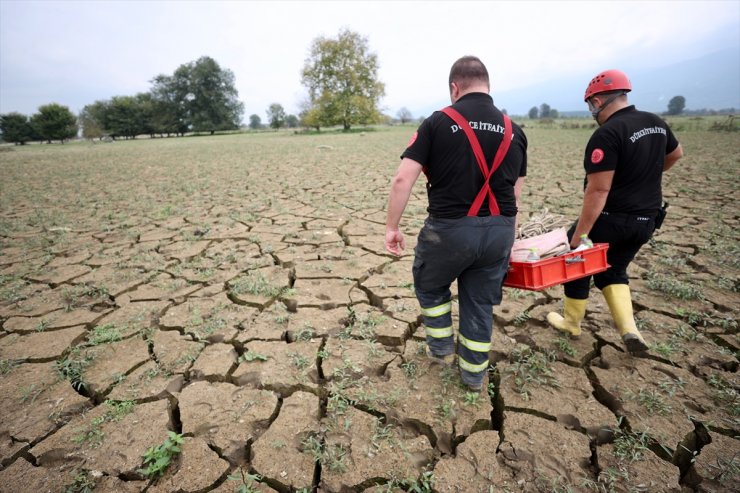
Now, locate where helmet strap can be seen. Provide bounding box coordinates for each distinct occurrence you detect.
[589,92,625,123]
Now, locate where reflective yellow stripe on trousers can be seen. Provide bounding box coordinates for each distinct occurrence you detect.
[458,355,489,373]
[420,301,451,318]
[459,334,491,353]
[425,326,453,339]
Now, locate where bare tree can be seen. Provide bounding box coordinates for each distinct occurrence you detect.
[396,107,413,124]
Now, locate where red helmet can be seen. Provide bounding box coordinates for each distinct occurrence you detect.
[584,69,632,101]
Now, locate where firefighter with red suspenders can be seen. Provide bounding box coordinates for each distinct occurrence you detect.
[385,56,528,391]
[547,69,683,353]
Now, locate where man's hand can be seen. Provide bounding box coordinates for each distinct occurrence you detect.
[385,229,405,256]
[385,158,422,257]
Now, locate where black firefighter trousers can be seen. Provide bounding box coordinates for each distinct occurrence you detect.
[564,211,657,299]
[412,214,515,387]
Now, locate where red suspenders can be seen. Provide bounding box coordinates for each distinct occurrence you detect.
[441,107,513,217]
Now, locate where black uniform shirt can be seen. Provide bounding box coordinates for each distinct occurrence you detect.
[402,93,528,218]
[584,105,679,215]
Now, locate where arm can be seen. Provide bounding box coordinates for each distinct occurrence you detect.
[663,143,683,171]
[570,170,614,248]
[385,157,423,255]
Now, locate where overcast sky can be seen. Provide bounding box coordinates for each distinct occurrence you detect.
[1,0,738,120]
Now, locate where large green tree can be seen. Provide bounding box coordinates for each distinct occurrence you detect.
[667,95,686,115]
[0,112,36,144]
[188,56,244,133]
[301,29,385,131]
[151,56,244,135]
[31,103,77,143]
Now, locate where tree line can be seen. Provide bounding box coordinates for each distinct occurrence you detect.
[525,96,693,120]
[0,56,245,144]
[528,103,559,120]
[0,104,78,144]
[1,28,389,144]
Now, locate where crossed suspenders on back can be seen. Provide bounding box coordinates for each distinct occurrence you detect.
[441,107,513,217]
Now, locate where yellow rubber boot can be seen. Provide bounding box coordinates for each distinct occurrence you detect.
[546,297,587,336]
[602,284,648,353]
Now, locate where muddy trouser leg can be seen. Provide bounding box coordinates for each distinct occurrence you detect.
[415,287,454,356]
[413,218,466,357]
[456,216,515,388]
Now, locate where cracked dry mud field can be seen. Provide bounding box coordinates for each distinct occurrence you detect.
[0,123,737,493]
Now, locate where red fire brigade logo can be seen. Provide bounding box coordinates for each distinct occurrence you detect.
[591,148,605,164]
[407,131,418,147]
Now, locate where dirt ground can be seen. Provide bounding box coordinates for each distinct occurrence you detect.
[0,124,737,492]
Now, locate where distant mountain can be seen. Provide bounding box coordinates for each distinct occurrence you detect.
[418,47,740,117]
[629,48,740,113]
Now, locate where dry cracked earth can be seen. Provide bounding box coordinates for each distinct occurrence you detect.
[0,128,738,492]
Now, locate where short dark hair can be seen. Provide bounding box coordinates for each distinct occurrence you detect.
[449,56,489,91]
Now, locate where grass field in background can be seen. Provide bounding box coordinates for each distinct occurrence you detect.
[1,113,737,247]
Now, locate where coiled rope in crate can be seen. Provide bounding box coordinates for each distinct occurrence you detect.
[517,208,571,238]
[514,208,572,258]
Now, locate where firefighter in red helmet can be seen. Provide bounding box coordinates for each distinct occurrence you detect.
[546,69,684,353]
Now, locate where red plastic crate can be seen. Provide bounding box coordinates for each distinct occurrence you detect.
[504,243,610,291]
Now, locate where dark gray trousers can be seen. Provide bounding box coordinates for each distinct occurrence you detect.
[413,215,515,386]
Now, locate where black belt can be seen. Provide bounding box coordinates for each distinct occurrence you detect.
[600,211,657,222]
